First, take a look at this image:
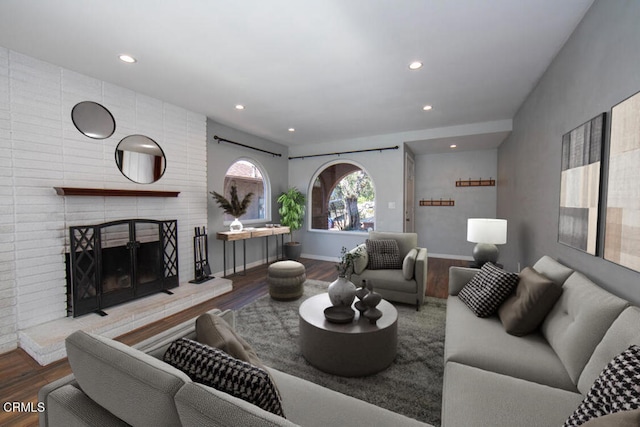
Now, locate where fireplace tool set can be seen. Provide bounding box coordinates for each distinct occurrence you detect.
[189,226,214,284]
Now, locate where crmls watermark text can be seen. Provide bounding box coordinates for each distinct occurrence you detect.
[3,401,45,413]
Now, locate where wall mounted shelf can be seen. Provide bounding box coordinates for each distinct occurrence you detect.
[54,187,180,197]
[419,199,455,207]
[455,178,495,187]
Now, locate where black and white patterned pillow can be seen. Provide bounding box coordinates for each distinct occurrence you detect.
[457,263,519,317]
[366,239,402,270]
[564,345,640,427]
[164,338,285,417]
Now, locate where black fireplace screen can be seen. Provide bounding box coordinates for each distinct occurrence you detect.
[67,219,178,317]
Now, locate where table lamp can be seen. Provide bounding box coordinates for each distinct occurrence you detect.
[467,218,507,266]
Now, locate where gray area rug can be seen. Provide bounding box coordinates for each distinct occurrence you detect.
[234,280,446,426]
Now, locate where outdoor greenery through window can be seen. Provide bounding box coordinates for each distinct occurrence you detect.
[223,159,268,222]
[311,162,375,232]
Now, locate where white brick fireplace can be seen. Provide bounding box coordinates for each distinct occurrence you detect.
[0,47,219,355]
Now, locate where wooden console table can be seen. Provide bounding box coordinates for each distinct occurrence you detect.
[216,226,290,277]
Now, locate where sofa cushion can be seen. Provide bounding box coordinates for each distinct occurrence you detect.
[402,248,418,280]
[350,243,368,274]
[457,263,519,317]
[445,296,576,391]
[578,307,640,394]
[442,362,584,427]
[366,239,402,270]
[164,338,285,417]
[498,266,563,336]
[175,382,297,427]
[268,367,429,426]
[541,272,629,384]
[580,409,640,426]
[532,255,574,286]
[368,231,417,259]
[564,345,640,427]
[65,330,190,427]
[195,312,265,369]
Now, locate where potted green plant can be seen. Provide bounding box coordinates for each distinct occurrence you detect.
[210,184,253,231]
[277,187,306,260]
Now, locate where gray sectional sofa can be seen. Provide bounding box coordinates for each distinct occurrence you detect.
[39,309,430,427]
[442,256,640,426]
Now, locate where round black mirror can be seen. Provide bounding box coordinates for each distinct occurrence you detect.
[71,101,116,139]
[115,135,167,184]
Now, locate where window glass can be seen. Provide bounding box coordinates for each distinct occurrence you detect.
[311,163,375,232]
[223,160,268,222]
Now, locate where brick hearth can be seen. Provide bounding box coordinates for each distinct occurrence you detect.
[19,278,232,365]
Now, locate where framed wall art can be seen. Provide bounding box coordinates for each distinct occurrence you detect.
[604,90,640,272]
[558,113,605,255]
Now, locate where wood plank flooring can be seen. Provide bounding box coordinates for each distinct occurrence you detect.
[0,256,463,426]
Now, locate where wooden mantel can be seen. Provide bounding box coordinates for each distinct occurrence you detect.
[54,187,180,197]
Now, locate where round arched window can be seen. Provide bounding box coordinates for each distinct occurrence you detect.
[310,162,375,232]
[222,159,270,222]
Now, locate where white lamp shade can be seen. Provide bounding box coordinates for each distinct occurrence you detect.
[467,218,507,245]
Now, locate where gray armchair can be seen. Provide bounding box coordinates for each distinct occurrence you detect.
[349,231,427,310]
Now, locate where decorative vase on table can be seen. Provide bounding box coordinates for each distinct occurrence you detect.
[355,279,369,315]
[328,276,356,307]
[363,281,383,324]
[230,218,243,232]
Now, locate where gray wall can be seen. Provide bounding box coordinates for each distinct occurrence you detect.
[415,149,497,258]
[498,0,640,305]
[206,119,289,275]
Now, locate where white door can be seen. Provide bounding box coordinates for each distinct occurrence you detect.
[404,152,415,233]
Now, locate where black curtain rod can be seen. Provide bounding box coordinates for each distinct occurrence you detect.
[213,135,282,157]
[288,145,399,160]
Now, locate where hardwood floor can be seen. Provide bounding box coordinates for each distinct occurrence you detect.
[0,256,463,426]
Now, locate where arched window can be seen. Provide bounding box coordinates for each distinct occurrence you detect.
[223,159,270,223]
[310,162,375,232]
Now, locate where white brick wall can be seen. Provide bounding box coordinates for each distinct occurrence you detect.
[0,47,16,353]
[0,47,208,351]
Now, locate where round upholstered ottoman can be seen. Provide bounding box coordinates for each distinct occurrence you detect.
[268,261,306,300]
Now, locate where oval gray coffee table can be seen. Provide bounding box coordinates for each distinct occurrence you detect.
[298,293,398,377]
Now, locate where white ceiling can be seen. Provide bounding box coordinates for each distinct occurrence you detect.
[0,0,594,152]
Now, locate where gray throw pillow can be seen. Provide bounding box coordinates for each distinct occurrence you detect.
[498,267,563,336]
[564,345,640,427]
[164,338,285,418]
[351,243,369,274]
[457,263,519,318]
[195,312,265,370]
[366,239,402,270]
[402,248,418,280]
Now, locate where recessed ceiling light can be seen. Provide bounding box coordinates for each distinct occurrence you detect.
[235,104,245,110]
[409,61,423,70]
[423,105,433,111]
[119,54,136,63]
[450,144,457,149]
[288,128,295,132]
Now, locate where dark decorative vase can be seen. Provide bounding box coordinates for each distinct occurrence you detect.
[363,281,383,324]
[355,280,369,315]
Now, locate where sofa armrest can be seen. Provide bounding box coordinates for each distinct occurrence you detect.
[448,266,479,296]
[415,248,428,306]
[39,374,78,427]
[41,383,128,427]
